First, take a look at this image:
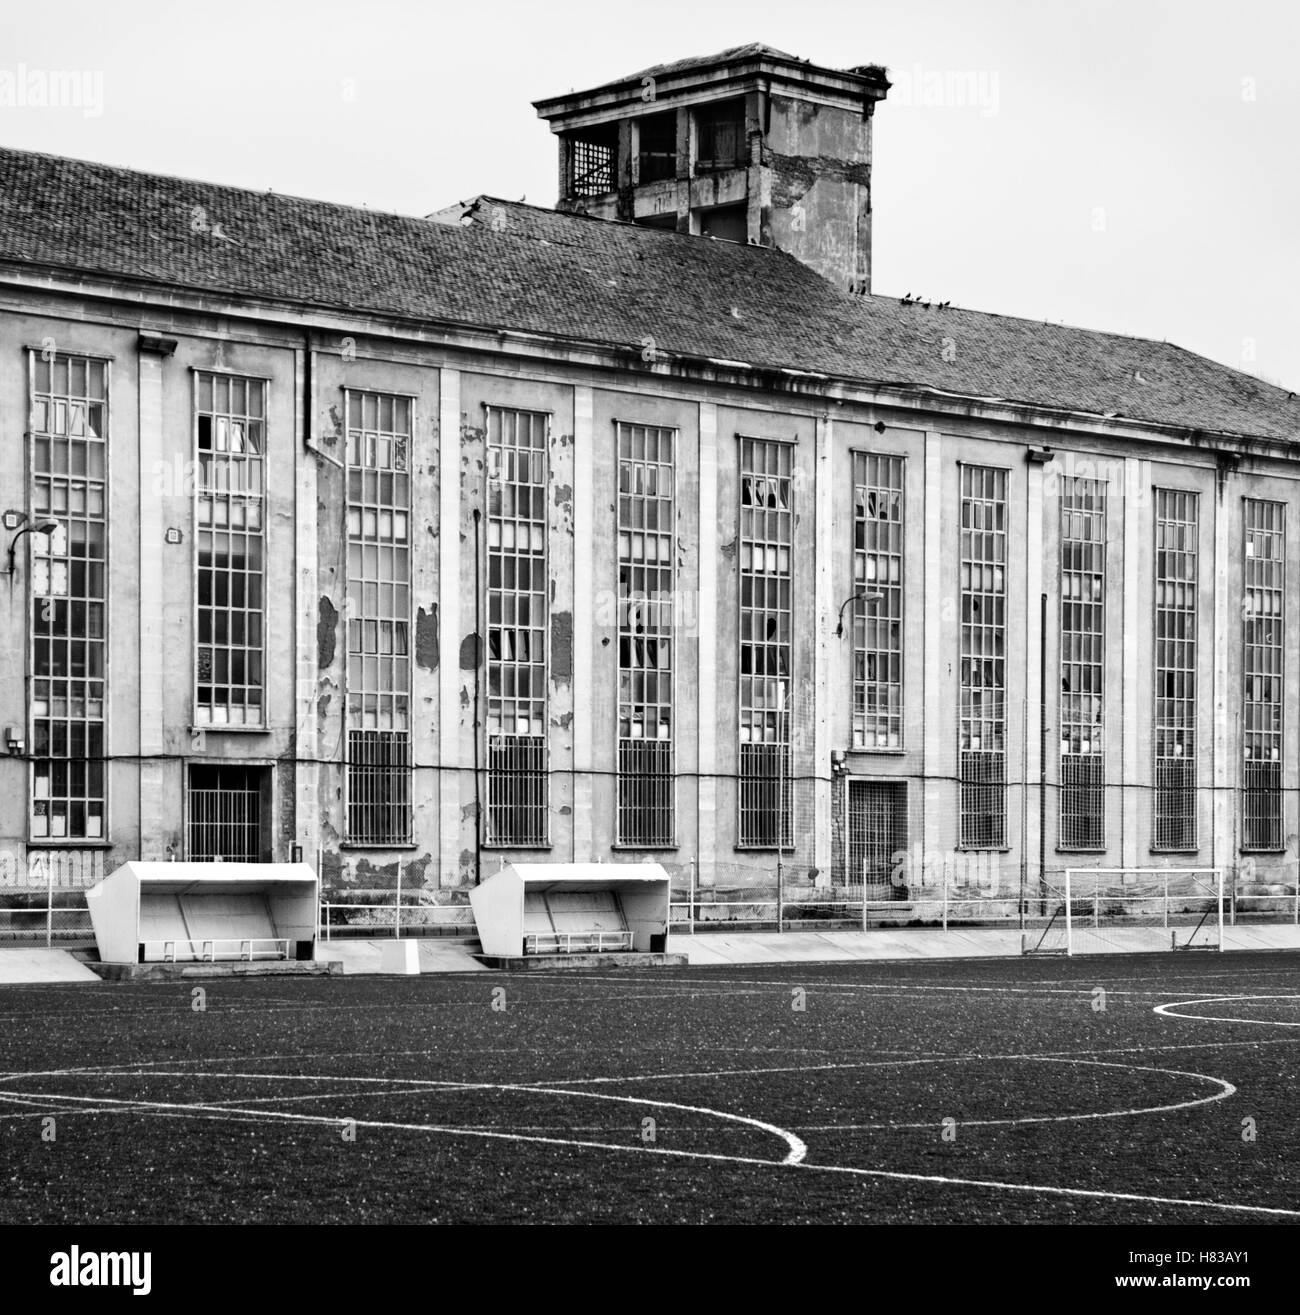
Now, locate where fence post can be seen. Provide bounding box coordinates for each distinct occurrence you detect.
[395,861,402,938]
[1094,883,1099,929]
[46,859,54,948]
[942,872,948,933]
[689,857,696,935]
[1164,872,1169,930]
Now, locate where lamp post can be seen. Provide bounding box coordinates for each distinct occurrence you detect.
[5,518,60,576]
[835,590,884,638]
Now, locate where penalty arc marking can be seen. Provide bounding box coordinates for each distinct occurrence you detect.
[1154,995,1300,1027]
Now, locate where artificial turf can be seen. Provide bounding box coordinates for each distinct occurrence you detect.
[1,951,1298,1224]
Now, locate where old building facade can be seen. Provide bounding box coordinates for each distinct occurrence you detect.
[1,45,1297,915]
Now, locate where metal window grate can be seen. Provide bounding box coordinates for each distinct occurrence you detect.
[346,730,411,846]
[851,452,904,748]
[1059,755,1105,850]
[569,133,615,197]
[738,437,793,847]
[617,422,675,845]
[1059,477,1106,849]
[487,735,547,846]
[848,779,907,899]
[188,764,262,862]
[345,390,413,845]
[1154,489,1198,850]
[738,743,792,849]
[617,740,673,847]
[486,407,549,845]
[194,372,265,726]
[29,352,108,840]
[1242,499,1283,850]
[958,466,1007,848]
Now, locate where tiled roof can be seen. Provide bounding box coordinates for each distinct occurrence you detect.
[0,145,1296,443]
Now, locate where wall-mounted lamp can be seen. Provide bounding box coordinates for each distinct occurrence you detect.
[5,518,59,576]
[4,727,24,756]
[165,527,183,545]
[830,748,847,776]
[835,590,884,638]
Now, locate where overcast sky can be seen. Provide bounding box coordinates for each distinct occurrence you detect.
[3,0,1296,390]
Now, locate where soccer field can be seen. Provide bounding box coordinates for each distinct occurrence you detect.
[1,952,1298,1225]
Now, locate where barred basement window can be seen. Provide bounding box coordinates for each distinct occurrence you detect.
[29,352,108,840]
[194,372,265,726]
[1059,478,1106,850]
[1154,489,1198,851]
[851,453,904,748]
[616,422,675,846]
[345,391,413,845]
[958,466,1007,848]
[486,407,549,845]
[738,437,793,848]
[1242,499,1284,851]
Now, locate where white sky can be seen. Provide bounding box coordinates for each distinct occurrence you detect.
[2,0,1297,390]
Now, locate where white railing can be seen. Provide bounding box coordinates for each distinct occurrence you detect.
[318,901,476,941]
[523,930,634,954]
[143,937,291,962]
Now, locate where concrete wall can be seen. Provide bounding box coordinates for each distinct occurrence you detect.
[1,288,1298,908]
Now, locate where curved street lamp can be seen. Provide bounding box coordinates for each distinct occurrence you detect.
[5,518,60,576]
[835,589,884,638]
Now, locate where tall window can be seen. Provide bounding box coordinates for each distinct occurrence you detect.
[852,453,904,748]
[958,466,1007,848]
[738,437,793,848]
[1154,489,1198,851]
[29,353,107,840]
[345,391,413,845]
[194,372,265,726]
[486,407,549,845]
[1242,499,1283,851]
[616,422,675,846]
[696,99,745,172]
[1059,478,1106,850]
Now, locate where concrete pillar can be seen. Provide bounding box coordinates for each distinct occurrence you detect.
[921,429,948,854]
[1024,457,1046,877]
[293,347,320,861]
[697,402,718,887]
[438,369,462,886]
[572,386,594,860]
[137,349,167,860]
[812,414,833,875]
[1212,472,1233,871]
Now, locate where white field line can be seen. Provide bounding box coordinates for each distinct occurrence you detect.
[794,1057,1235,1130]
[0,1080,1291,1221]
[0,1079,808,1166]
[1154,995,1300,1027]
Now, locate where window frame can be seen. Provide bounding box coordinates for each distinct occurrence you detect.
[26,348,112,844]
[342,387,415,847]
[614,420,677,849]
[191,368,269,730]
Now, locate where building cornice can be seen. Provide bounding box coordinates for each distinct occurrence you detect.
[0,262,1294,464]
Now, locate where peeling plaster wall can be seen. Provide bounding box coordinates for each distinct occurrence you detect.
[762,95,874,293]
